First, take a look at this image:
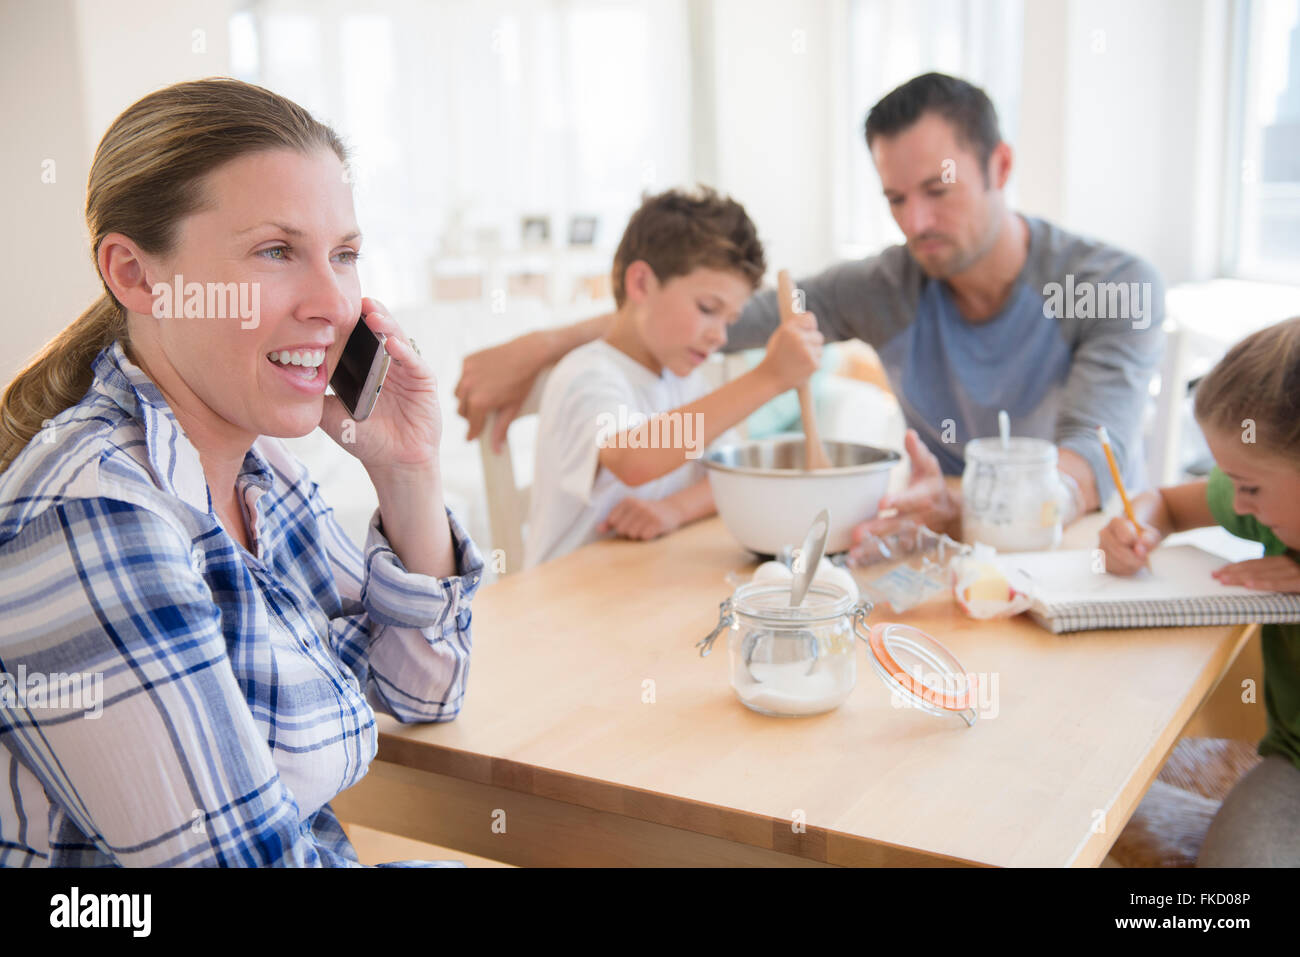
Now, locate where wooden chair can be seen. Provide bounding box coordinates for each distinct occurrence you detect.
[478,366,551,576]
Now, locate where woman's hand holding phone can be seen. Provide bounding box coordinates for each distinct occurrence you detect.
[319,297,456,579]
[319,297,441,473]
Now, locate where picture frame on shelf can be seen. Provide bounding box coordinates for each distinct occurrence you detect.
[521,215,551,248]
[568,214,598,246]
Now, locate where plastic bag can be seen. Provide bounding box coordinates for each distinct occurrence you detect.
[846,519,970,613]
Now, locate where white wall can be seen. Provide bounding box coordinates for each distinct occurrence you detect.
[705,0,837,277]
[0,0,237,388]
[1018,0,1230,284]
[0,0,98,388]
[74,0,235,154]
[1014,0,1069,225]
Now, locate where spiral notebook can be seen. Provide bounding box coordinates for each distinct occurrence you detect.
[992,532,1300,634]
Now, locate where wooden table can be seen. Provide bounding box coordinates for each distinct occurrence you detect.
[333,512,1256,867]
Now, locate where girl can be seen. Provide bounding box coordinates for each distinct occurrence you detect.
[0,79,482,866]
[1099,316,1300,867]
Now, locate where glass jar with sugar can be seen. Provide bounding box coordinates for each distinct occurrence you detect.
[697,581,862,716]
[698,581,980,726]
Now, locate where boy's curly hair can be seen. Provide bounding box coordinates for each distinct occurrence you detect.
[610,187,765,307]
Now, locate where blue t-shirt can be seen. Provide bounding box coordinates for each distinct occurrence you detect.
[881,277,1073,476]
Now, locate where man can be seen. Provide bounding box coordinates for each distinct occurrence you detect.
[455,72,1165,546]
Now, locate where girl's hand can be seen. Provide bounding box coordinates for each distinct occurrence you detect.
[1212,555,1300,592]
[1098,515,1163,576]
[319,297,441,473]
[598,496,683,541]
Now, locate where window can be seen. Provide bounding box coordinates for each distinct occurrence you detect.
[1224,0,1300,282]
[229,0,691,309]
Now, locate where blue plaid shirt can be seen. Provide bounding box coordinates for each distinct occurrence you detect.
[0,341,484,866]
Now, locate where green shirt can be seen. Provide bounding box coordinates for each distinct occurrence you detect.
[1206,467,1300,772]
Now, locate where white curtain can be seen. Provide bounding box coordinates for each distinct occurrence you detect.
[230,0,692,309]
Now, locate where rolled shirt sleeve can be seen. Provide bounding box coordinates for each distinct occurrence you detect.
[318,490,484,725]
[1053,258,1166,504]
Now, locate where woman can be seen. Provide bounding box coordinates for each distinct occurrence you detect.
[0,79,482,866]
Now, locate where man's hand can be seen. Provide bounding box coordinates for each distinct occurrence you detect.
[597,496,684,541]
[454,332,544,452]
[1212,555,1300,592]
[851,429,961,549]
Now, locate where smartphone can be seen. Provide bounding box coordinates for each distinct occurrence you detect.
[329,313,390,421]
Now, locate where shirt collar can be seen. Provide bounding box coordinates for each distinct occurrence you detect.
[91,340,273,514]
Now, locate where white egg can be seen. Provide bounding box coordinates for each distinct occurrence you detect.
[751,561,794,585]
[814,565,860,602]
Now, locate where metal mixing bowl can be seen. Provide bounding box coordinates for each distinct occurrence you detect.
[703,436,901,555]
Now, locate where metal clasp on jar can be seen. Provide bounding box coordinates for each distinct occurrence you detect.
[696,597,735,657]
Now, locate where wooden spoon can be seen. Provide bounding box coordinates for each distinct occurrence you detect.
[777,269,832,471]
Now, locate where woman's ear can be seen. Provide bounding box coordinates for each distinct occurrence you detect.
[98,232,162,318]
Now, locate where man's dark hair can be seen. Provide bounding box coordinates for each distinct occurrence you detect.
[864,72,1003,183]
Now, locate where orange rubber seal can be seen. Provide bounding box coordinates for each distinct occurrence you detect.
[868,624,975,712]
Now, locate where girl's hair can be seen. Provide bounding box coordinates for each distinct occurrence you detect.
[0,77,348,474]
[1193,315,1300,465]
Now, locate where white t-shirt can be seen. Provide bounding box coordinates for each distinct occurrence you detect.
[524,339,735,568]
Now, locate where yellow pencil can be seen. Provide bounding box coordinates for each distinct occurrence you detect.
[1097,425,1148,569]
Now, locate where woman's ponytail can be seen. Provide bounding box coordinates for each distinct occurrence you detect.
[0,295,125,472]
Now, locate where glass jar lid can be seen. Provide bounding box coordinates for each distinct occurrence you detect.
[964,436,1058,469]
[732,581,855,625]
[861,622,979,727]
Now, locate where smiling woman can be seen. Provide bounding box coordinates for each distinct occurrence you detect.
[0,78,483,867]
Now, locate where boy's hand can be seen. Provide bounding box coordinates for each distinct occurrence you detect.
[598,496,683,541]
[1212,555,1300,592]
[1097,515,1163,576]
[756,312,823,391]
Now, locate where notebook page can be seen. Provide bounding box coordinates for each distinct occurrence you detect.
[992,545,1271,607]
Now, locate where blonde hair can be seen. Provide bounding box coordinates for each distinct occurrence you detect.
[0,77,348,473]
[1193,315,1300,465]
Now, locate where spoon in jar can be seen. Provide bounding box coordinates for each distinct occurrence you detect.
[789,508,830,608]
[743,509,831,677]
[791,508,830,675]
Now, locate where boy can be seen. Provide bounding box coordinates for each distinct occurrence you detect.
[523,187,822,568]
